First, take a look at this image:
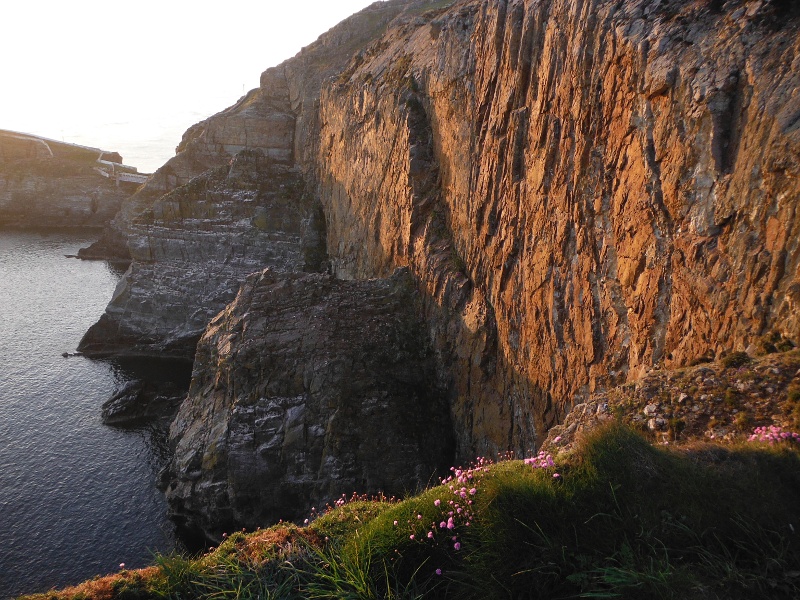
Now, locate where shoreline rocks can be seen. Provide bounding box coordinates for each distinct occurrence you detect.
[101,379,187,427]
[78,151,326,360]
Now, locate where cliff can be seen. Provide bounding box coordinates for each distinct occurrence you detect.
[0,130,136,229]
[81,0,800,537]
[314,0,800,461]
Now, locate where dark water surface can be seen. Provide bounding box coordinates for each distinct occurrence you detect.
[0,230,177,598]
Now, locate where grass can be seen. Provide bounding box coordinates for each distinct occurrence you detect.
[21,424,800,600]
[722,351,751,369]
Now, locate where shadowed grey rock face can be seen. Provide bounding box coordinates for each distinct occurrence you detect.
[78,150,326,358]
[101,379,186,427]
[165,268,453,539]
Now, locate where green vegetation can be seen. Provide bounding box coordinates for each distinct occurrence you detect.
[757,331,795,355]
[721,351,752,369]
[24,424,800,600]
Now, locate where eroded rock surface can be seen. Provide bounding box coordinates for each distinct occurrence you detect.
[165,268,452,539]
[101,379,186,426]
[540,348,800,456]
[315,0,800,457]
[79,150,324,358]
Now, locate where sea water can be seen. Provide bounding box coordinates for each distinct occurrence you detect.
[0,230,180,598]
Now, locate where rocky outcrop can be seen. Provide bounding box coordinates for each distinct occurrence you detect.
[101,379,186,426]
[85,0,800,532]
[539,347,800,456]
[0,130,133,228]
[79,0,430,354]
[79,150,324,358]
[164,268,452,539]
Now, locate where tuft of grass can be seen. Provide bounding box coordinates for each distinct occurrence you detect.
[787,386,800,404]
[310,500,395,541]
[724,388,741,408]
[721,351,751,369]
[734,411,752,431]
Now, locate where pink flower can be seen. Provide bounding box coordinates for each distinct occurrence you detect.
[440,521,447,529]
[469,488,477,495]
[434,499,441,506]
[447,517,455,529]
[553,473,561,479]
[427,531,434,539]
[417,514,422,520]
[393,520,398,526]
[435,568,442,576]
[410,534,415,540]
[119,563,125,569]
[454,542,461,550]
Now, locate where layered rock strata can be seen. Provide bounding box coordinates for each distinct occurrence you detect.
[79,0,430,356]
[79,150,324,358]
[165,268,452,538]
[0,131,133,228]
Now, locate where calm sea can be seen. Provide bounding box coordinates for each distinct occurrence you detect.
[0,230,183,598]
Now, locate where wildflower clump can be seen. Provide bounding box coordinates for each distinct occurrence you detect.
[748,425,800,444]
[375,449,570,581]
[389,457,492,578]
[428,459,489,550]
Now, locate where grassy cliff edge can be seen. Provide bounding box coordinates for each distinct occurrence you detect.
[21,403,800,599]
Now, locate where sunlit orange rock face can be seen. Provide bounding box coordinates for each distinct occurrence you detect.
[314,0,800,457]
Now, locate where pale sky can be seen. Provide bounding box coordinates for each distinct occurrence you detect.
[0,1,379,172]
